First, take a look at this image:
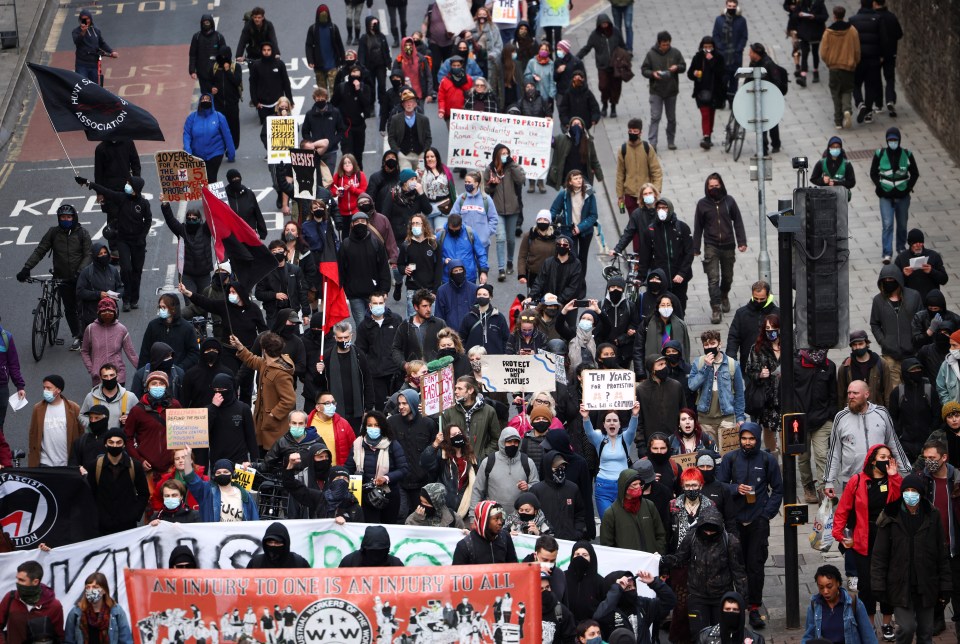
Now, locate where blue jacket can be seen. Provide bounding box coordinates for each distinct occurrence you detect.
[183,94,236,162]
[688,353,746,422]
[185,469,259,522]
[437,263,479,332]
[65,603,133,644]
[549,186,599,237]
[437,56,483,85]
[716,445,784,523]
[439,227,489,283]
[451,190,498,248]
[802,589,878,644]
[711,12,749,65]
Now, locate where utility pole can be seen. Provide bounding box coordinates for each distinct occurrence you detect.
[754,67,770,284]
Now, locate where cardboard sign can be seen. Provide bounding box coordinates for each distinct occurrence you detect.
[206,180,227,201]
[289,147,318,200]
[266,115,297,164]
[720,425,740,456]
[232,465,256,491]
[582,369,636,410]
[537,349,567,385]
[448,110,552,180]
[155,150,206,202]
[540,0,570,27]
[492,0,519,24]
[671,453,699,471]
[421,365,456,416]
[480,354,557,392]
[349,474,364,505]
[434,0,476,34]
[165,408,209,449]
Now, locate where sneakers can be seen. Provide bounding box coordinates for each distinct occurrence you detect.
[711,306,722,324]
[881,624,895,641]
[498,269,506,282]
[721,296,731,313]
[796,74,807,88]
[835,123,843,130]
[123,302,131,313]
[812,70,820,83]
[847,576,859,592]
[887,102,897,118]
[667,142,677,150]
[70,337,82,352]
[856,103,869,123]
[130,302,139,310]
[842,110,852,129]
[749,609,765,630]
[864,110,874,124]
[882,255,892,265]
[506,261,514,275]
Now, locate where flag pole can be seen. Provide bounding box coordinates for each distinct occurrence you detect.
[28,72,78,175]
[319,281,328,359]
[201,189,235,339]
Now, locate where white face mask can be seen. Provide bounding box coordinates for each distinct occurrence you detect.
[951,349,960,360]
[657,209,668,221]
[659,306,673,318]
[643,194,656,205]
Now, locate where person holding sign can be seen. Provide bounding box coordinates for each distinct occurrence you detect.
[183,449,260,522]
[583,401,640,517]
[124,371,182,490]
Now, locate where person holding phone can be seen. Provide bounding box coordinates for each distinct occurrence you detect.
[73,10,117,85]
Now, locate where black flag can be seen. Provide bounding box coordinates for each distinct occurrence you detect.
[27,63,164,142]
[0,468,99,549]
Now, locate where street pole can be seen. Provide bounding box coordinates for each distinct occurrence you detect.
[777,196,799,628]
[754,67,771,284]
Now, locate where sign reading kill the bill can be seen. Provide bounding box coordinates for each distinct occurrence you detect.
[155,151,206,202]
[448,110,552,180]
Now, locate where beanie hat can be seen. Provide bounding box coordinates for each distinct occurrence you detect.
[226,169,242,183]
[97,297,118,314]
[557,40,572,54]
[476,283,493,297]
[530,404,554,422]
[103,428,126,446]
[43,375,65,392]
[951,330,960,345]
[906,228,924,245]
[901,473,926,497]
[398,168,417,184]
[146,370,169,387]
[697,452,718,467]
[942,401,960,420]
[213,458,234,474]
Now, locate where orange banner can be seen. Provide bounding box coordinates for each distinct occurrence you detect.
[125,564,542,644]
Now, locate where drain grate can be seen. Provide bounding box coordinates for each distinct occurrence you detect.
[844,148,877,161]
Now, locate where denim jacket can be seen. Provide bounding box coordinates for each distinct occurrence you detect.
[65,604,134,644]
[802,589,878,644]
[687,353,746,422]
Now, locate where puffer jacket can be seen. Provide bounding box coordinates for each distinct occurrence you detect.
[161,203,213,277]
[660,505,747,601]
[848,7,884,62]
[23,222,92,280]
[636,197,694,282]
[869,264,922,359]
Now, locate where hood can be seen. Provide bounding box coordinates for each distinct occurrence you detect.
[491,143,511,167]
[91,241,109,260]
[662,339,685,359]
[646,266,669,285]
[448,259,465,270]
[421,482,449,513]
[645,353,663,374]
[543,428,573,456]
[360,525,391,551]
[399,388,420,419]
[655,196,676,216]
[595,13,613,29]
[926,289,947,310]
[401,36,416,56]
[698,504,724,532]
[704,172,727,198]
[365,15,377,31]
[262,521,292,558]
[200,13,215,30]
[309,311,325,331]
[168,545,198,568]
[211,372,234,390]
[474,500,503,540]
[720,591,747,631]
[568,540,598,576]
[129,176,145,196]
[886,126,901,142]
[201,337,222,353]
[877,264,904,291]
[228,280,251,305]
[79,9,93,23]
[616,468,642,502]
[198,92,216,113]
[150,341,174,365]
[308,441,332,461]
[497,426,522,455]
[901,357,922,376]
[315,4,331,22]
[861,443,889,473]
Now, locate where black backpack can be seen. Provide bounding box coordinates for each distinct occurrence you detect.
[768,63,789,95]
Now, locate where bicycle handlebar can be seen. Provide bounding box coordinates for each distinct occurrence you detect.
[25,276,65,286]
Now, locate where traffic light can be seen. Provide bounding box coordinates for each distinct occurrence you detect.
[781,412,807,456]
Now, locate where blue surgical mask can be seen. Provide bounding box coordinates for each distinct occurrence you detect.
[323,403,337,416]
[829,147,841,158]
[149,386,166,399]
[556,50,566,59]
[371,304,385,317]
[411,225,423,237]
[903,490,920,507]
[289,426,306,439]
[366,427,381,441]
[887,141,899,150]
[163,497,181,510]
[643,194,656,205]
[124,184,134,195]
[586,637,602,644]
[464,184,476,194]
[578,319,593,332]
[157,308,169,320]
[59,219,74,230]
[500,154,509,164]
[228,293,239,304]
[42,390,56,403]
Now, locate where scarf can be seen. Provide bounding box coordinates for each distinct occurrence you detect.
[946,351,960,380]
[463,394,485,429]
[328,350,364,419]
[353,437,392,480]
[322,479,352,516]
[721,15,735,58]
[569,325,597,372]
[623,495,642,514]
[80,603,111,641]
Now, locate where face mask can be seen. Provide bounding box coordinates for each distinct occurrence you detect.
[451,435,466,448]
[887,141,899,150]
[228,293,240,305]
[469,359,482,372]
[439,348,457,359]
[157,308,169,320]
[525,87,537,99]
[199,102,212,111]
[935,334,951,350]
[273,252,286,264]
[648,451,669,465]
[464,184,476,194]
[370,304,385,317]
[552,466,566,484]
[684,489,701,501]
[903,490,920,507]
[149,386,166,399]
[202,351,219,367]
[642,193,656,205]
[214,473,233,487]
[924,458,943,474]
[874,460,889,473]
[124,184,134,196]
[665,354,681,367]
[500,153,509,164]
[904,370,923,383]
[390,77,402,89]
[625,486,643,499]
[608,289,623,304]
[569,124,582,138]
[538,51,549,60]
[163,497,181,510]
[657,209,669,221]
[451,272,466,286]
[659,306,673,318]
[504,444,520,458]
[556,246,570,257]
[42,390,56,403]
[654,367,670,381]
[351,225,368,240]
[366,427,381,441]
[829,147,842,158]
[707,187,722,199]
[336,340,351,350]
[411,225,423,237]
[517,511,536,522]
[290,426,306,439]
[322,403,337,416]
[578,319,593,332]
[17,584,41,605]
[89,418,109,436]
[532,420,551,434]
[727,8,737,15]
[314,459,331,481]
[520,328,534,338]
[705,347,719,357]
[586,637,602,644]
[264,543,286,562]
[951,349,960,360]
[476,296,490,307]
[106,445,125,457]
[882,280,898,294]
[536,222,550,231]
[92,252,111,268]
[852,346,869,358]
[766,330,779,341]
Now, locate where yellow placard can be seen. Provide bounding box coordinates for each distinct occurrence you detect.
[232,465,256,491]
[349,474,363,505]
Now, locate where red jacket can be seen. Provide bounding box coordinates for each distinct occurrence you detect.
[332,171,368,218]
[0,584,64,644]
[124,396,183,476]
[832,443,903,555]
[149,464,207,513]
[437,75,473,119]
[306,409,355,466]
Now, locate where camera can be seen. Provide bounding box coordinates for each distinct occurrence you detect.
[791,156,809,170]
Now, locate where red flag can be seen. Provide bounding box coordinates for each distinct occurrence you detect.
[202,187,276,289]
[319,222,350,334]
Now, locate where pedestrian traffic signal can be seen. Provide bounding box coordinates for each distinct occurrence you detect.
[781,412,806,455]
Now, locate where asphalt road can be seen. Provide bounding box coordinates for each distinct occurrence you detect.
[0,0,613,450]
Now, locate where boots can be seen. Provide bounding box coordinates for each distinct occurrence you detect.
[346,20,355,45]
[711,306,722,324]
[528,179,536,193]
[391,30,401,48]
[537,179,546,193]
[812,69,820,83]
[803,483,819,504]
[700,136,712,149]
[610,104,617,117]
[721,294,731,312]
[600,102,608,118]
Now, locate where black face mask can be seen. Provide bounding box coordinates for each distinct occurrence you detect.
[852,347,869,358]
[314,460,331,481]
[601,357,619,369]
[705,347,720,357]
[358,201,374,214]
[438,347,458,359]
[451,435,466,448]
[504,444,520,459]
[608,289,623,304]
[450,68,466,81]
[700,468,716,484]
[556,246,570,257]
[95,254,111,267]
[881,280,899,295]
[875,460,890,473]
[648,451,669,465]
[199,103,212,112]
[904,370,923,383]
[935,333,951,350]
[536,222,550,231]
[264,543,286,562]
[204,351,219,366]
[628,132,640,142]
[719,608,743,635]
[647,280,663,294]
[517,512,536,522]
[451,272,466,285]
[106,445,125,457]
[157,357,174,374]
[351,225,368,240]
[336,340,351,351]
[214,473,233,487]
[654,367,669,380]
[476,296,490,308]
[315,100,327,110]
[100,376,118,391]
[748,299,765,311]
[90,418,109,435]
[273,252,286,264]
[532,420,551,434]
[391,77,403,89]
[698,527,722,541]
[422,504,437,517]
[665,354,680,366]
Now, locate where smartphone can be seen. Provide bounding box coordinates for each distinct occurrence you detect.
[574,299,590,308]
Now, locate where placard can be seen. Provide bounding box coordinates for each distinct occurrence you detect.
[492,0,519,24]
[155,150,207,202]
[165,408,209,449]
[349,474,363,505]
[421,365,456,416]
[231,465,256,491]
[480,355,557,392]
[207,180,227,201]
[537,349,567,385]
[720,425,740,456]
[539,0,570,27]
[448,110,552,180]
[435,0,476,34]
[266,115,297,164]
[289,147,318,200]
[582,369,636,410]
[671,452,698,471]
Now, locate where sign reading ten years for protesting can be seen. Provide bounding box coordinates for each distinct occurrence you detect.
[582,369,636,410]
[448,109,552,180]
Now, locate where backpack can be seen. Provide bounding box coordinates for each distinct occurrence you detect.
[895,381,933,406]
[93,391,131,416]
[599,435,634,469]
[768,63,789,95]
[484,451,532,480]
[620,141,651,159]
[95,454,135,486]
[696,354,737,381]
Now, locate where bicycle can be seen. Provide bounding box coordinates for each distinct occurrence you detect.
[722,110,746,161]
[26,273,66,362]
[603,251,644,303]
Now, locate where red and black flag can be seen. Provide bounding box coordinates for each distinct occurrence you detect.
[0,467,99,549]
[319,221,350,333]
[27,63,164,141]
[202,186,276,289]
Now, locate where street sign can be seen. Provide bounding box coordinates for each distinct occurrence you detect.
[732,80,785,132]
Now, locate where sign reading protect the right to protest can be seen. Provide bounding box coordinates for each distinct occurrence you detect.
[582,369,636,410]
[448,110,552,180]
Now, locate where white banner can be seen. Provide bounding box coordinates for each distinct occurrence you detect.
[447,110,552,180]
[582,369,636,410]
[435,0,476,35]
[480,355,557,392]
[0,521,658,618]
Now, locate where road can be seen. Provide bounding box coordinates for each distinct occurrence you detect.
[0,0,612,450]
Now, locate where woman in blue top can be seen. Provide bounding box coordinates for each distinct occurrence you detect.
[548,168,599,277]
[182,92,236,183]
[183,450,260,522]
[64,572,134,644]
[582,400,640,517]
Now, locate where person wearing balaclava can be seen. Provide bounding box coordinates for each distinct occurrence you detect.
[888,357,940,461]
[871,262,923,393]
[869,126,920,264]
[70,404,111,472]
[250,41,294,126]
[182,338,233,408]
[88,427,149,535]
[306,5,347,94]
[405,482,465,528]
[189,14,227,93]
[339,525,405,567]
[206,372,257,469]
[161,202,213,296]
[247,522,310,569]
[285,462,363,521]
[594,568,676,644]
[76,242,124,331]
[539,569,576,643]
[168,545,199,569]
[453,499,518,564]
[694,592,764,644]
[224,169,268,239]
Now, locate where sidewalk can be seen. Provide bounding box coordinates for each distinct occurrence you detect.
[0,0,52,150]
[563,0,960,638]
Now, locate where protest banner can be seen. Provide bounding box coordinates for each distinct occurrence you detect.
[434,0,475,34]
[206,180,227,201]
[720,425,740,455]
[232,465,256,491]
[491,0,519,24]
[448,110,552,180]
[266,116,297,164]
[155,150,206,202]
[0,468,98,549]
[289,147,318,200]
[539,0,570,27]
[165,408,209,449]
[536,349,567,385]
[126,565,541,644]
[480,355,556,392]
[671,453,699,471]
[0,521,659,617]
[582,369,636,410]
[421,364,456,416]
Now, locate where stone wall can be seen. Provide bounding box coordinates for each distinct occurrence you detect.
[887,0,960,163]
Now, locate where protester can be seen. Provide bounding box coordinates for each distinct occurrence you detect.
[0,562,65,644]
[183,449,260,522]
[64,573,133,644]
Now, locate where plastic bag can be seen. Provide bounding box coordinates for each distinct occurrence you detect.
[809,498,835,552]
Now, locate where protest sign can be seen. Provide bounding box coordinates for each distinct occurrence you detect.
[537,349,567,385]
[448,110,552,180]
[720,425,740,455]
[671,453,699,471]
[492,0,519,24]
[349,475,364,505]
[480,355,557,392]
[582,369,636,410]
[434,0,475,34]
[232,465,256,491]
[289,147,318,200]
[421,365,456,416]
[155,150,206,202]
[206,180,226,201]
[165,408,209,449]
[266,116,297,164]
[540,0,570,27]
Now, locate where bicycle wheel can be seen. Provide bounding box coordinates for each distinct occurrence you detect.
[732,122,746,162]
[31,304,46,361]
[722,116,735,153]
[47,300,62,347]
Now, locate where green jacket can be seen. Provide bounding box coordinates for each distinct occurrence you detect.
[441,397,502,462]
[23,224,92,281]
[547,132,603,189]
[599,468,667,553]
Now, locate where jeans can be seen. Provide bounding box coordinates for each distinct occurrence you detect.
[116,239,146,306]
[798,420,831,489]
[882,55,897,105]
[853,60,882,110]
[345,3,363,40]
[702,245,736,307]
[739,517,770,606]
[349,297,368,326]
[648,94,677,149]
[75,63,99,84]
[798,39,820,73]
[496,213,520,271]
[879,195,910,257]
[595,476,618,518]
[828,69,855,125]
[406,289,416,319]
[610,4,633,51]
[895,600,934,644]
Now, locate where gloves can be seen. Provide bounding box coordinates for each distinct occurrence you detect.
[74,176,88,186]
[16,268,29,282]
[930,313,942,333]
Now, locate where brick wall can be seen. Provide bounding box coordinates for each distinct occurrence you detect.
[887,0,960,163]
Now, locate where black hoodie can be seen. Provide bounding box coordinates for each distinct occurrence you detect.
[359,15,390,70]
[86,176,152,242]
[75,241,124,325]
[182,338,234,408]
[693,173,747,252]
[247,522,311,568]
[189,14,227,79]
[207,372,258,467]
[161,202,213,277]
[168,545,199,568]
[338,525,405,567]
[565,540,605,622]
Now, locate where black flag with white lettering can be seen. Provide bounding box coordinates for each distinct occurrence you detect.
[0,468,99,549]
[27,63,164,141]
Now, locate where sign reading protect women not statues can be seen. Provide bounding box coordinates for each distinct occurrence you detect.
[447,109,552,180]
